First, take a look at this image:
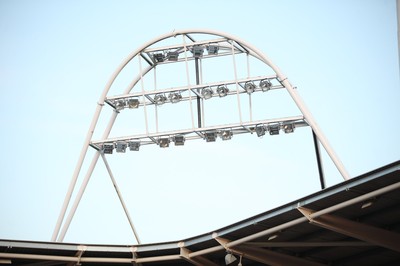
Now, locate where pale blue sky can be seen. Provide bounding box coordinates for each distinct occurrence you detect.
[0,0,399,245]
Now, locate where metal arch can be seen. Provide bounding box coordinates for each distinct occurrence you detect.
[97,28,350,180]
[52,29,350,243]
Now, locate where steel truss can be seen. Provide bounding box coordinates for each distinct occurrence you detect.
[51,29,350,244]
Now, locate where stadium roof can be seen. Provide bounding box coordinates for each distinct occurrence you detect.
[1,160,399,265]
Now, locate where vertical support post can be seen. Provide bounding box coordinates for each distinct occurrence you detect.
[195,58,202,128]
[312,130,326,189]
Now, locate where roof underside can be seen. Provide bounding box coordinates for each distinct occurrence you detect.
[1,160,399,265]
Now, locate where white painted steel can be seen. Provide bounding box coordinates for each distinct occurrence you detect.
[100,153,141,244]
[57,110,118,242]
[52,29,351,243]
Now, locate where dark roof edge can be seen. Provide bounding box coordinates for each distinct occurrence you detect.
[1,160,399,253]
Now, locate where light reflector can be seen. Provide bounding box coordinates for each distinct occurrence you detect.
[159,138,170,148]
[217,85,229,97]
[168,92,182,103]
[259,79,272,92]
[244,81,256,94]
[154,94,167,105]
[201,87,213,100]
[282,123,295,133]
[127,98,139,109]
[220,130,232,140]
[115,99,126,110]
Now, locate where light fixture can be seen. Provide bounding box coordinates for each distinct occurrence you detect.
[361,199,375,209]
[225,253,237,265]
[282,123,295,133]
[268,234,278,241]
[268,124,280,135]
[102,144,114,154]
[255,125,266,137]
[220,130,232,140]
[217,85,229,97]
[168,92,182,103]
[166,51,179,61]
[128,141,140,151]
[174,135,185,146]
[259,79,272,92]
[244,81,256,94]
[159,137,170,148]
[115,99,126,110]
[153,52,164,62]
[201,87,213,99]
[191,45,204,58]
[154,94,167,105]
[127,98,139,109]
[207,44,219,55]
[205,131,217,142]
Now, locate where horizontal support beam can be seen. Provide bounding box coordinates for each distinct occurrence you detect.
[298,207,400,252]
[246,241,374,248]
[106,74,280,101]
[90,116,307,148]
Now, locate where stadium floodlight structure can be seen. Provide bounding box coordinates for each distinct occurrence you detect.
[51,29,350,245]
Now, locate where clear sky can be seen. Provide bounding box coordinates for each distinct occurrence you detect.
[0,0,399,245]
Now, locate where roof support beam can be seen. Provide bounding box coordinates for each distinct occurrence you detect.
[298,207,400,252]
[214,236,326,266]
[180,247,218,266]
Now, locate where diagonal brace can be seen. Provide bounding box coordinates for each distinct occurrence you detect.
[298,207,400,252]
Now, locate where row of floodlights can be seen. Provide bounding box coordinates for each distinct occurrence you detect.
[111,79,272,109]
[100,123,295,153]
[152,44,219,63]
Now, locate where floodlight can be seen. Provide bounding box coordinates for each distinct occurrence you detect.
[205,131,217,142]
[127,98,139,109]
[259,79,272,92]
[102,144,114,154]
[282,123,295,133]
[168,92,182,103]
[154,94,167,105]
[153,52,164,62]
[191,45,204,58]
[225,253,237,265]
[201,87,213,100]
[207,44,219,55]
[217,85,229,97]
[115,99,126,110]
[159,137,170,148]
[174,135,185,146]
[268,124,280,135]
[115,141,127,153]
[255,125,266,137]
[166,51,179,61]
[128,141,140,151]
[244,81,256,94]
[220,130,232,140]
